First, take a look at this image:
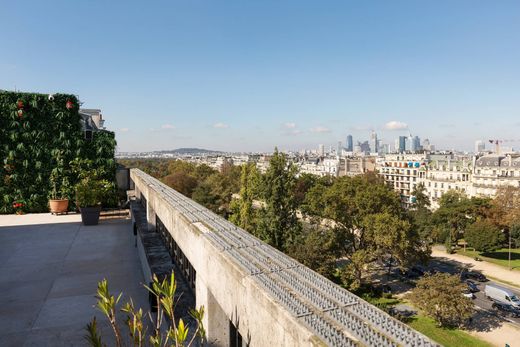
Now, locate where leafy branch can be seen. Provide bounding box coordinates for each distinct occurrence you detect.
[85,272,205,347]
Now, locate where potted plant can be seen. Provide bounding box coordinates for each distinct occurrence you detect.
[49,169,70,214]
[12,199,26,215]
[76,177,108,225]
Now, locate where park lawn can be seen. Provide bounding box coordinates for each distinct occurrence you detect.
[456,248,520,271]
[362,296,491,347]
[408,314,491,347]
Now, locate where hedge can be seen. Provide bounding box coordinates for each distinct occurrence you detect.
[0,91,117,214]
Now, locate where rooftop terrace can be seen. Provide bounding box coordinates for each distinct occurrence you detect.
[0,214,147,347]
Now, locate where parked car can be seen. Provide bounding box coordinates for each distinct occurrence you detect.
[462,289,475,299]
[492,302,520,318]
[466,280,479,293]
[485,284,520,308]
[427,268,439,275]
[400,267,424,279]
[411,266,426,275]
[381,284,392,295]
[461,271,488,282]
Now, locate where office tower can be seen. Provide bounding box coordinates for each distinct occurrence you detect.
[412,136,421,153]
[318,144,325,156]
[370,131,378,153]
[406,134,413,152]
[398,136,407,153]
[337,141,342,157]
[359,141,370,154]
[423,138,431,151]
[346,135,353,152]
[475,140,485,153]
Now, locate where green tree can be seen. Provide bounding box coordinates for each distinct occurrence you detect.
[431,190,491,244]
[363,212,429,269]
[288,226,342,279]
[510,223,520,249]
[167,160,197,176]
[490,186,520,230]
[192,180,220,212]
[318,173,403,253]
[256,148,301,251]
[410,273,474,327]
[409,183,434,243]
[300,175,334,217]
[411,183,430,210]
[229,163,260,232]
[292,173,318,207]
[465,220,505,253]
[202,163,241,216]
[163,171,198,197]
[340,249,372,291]
[193,163,216,181]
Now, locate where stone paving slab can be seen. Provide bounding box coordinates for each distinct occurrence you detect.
[0,213,146,347]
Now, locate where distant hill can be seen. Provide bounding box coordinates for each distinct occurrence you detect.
[156,148,221,154]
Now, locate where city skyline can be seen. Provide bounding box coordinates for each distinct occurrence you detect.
[1,1,519,152]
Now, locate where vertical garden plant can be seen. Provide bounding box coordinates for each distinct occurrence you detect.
[0,91,117,214]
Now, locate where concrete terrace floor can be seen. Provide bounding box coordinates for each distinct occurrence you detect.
[0,213,148,346]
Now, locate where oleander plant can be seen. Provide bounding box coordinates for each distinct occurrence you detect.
[0,91,117,214]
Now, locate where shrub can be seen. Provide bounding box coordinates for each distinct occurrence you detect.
[75,178,111,208]
[86,273,205,347]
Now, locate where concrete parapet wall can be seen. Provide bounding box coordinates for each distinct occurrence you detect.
[130,169,438,347]
[131,170,316,346]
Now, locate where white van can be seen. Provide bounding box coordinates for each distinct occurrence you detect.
[485,284,520,308]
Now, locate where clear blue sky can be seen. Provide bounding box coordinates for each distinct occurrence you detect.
[1,1,519,152]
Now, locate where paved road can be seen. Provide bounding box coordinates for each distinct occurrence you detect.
[431,247,520,287]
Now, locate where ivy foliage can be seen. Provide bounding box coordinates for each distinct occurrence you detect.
[0,91,117,214]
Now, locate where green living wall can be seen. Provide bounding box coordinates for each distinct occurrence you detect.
[0,91,117,214]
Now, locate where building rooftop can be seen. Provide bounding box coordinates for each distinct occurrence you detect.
[0,214,147,346]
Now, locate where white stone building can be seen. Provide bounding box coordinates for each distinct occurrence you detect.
[298,157,340,177]
[420,158,472,209]
[377,154,428,206]
[472,155,520,197]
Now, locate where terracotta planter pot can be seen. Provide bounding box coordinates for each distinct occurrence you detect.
[80,206,101,225]
[49,199,69,214]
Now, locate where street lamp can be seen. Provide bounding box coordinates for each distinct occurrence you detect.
[509,229,512,271]
[502,228,512,271]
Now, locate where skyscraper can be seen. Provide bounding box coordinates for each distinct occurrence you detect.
[475,140,485,153]
[318,144,325,156]
[346,135,353,152]
[370,131,378,154]
[337,141,342,157]
[398,136,407,153]
[407,134,414,152]
[423,138,431,151]
[412,136,421,153]
[359,141,370,154]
